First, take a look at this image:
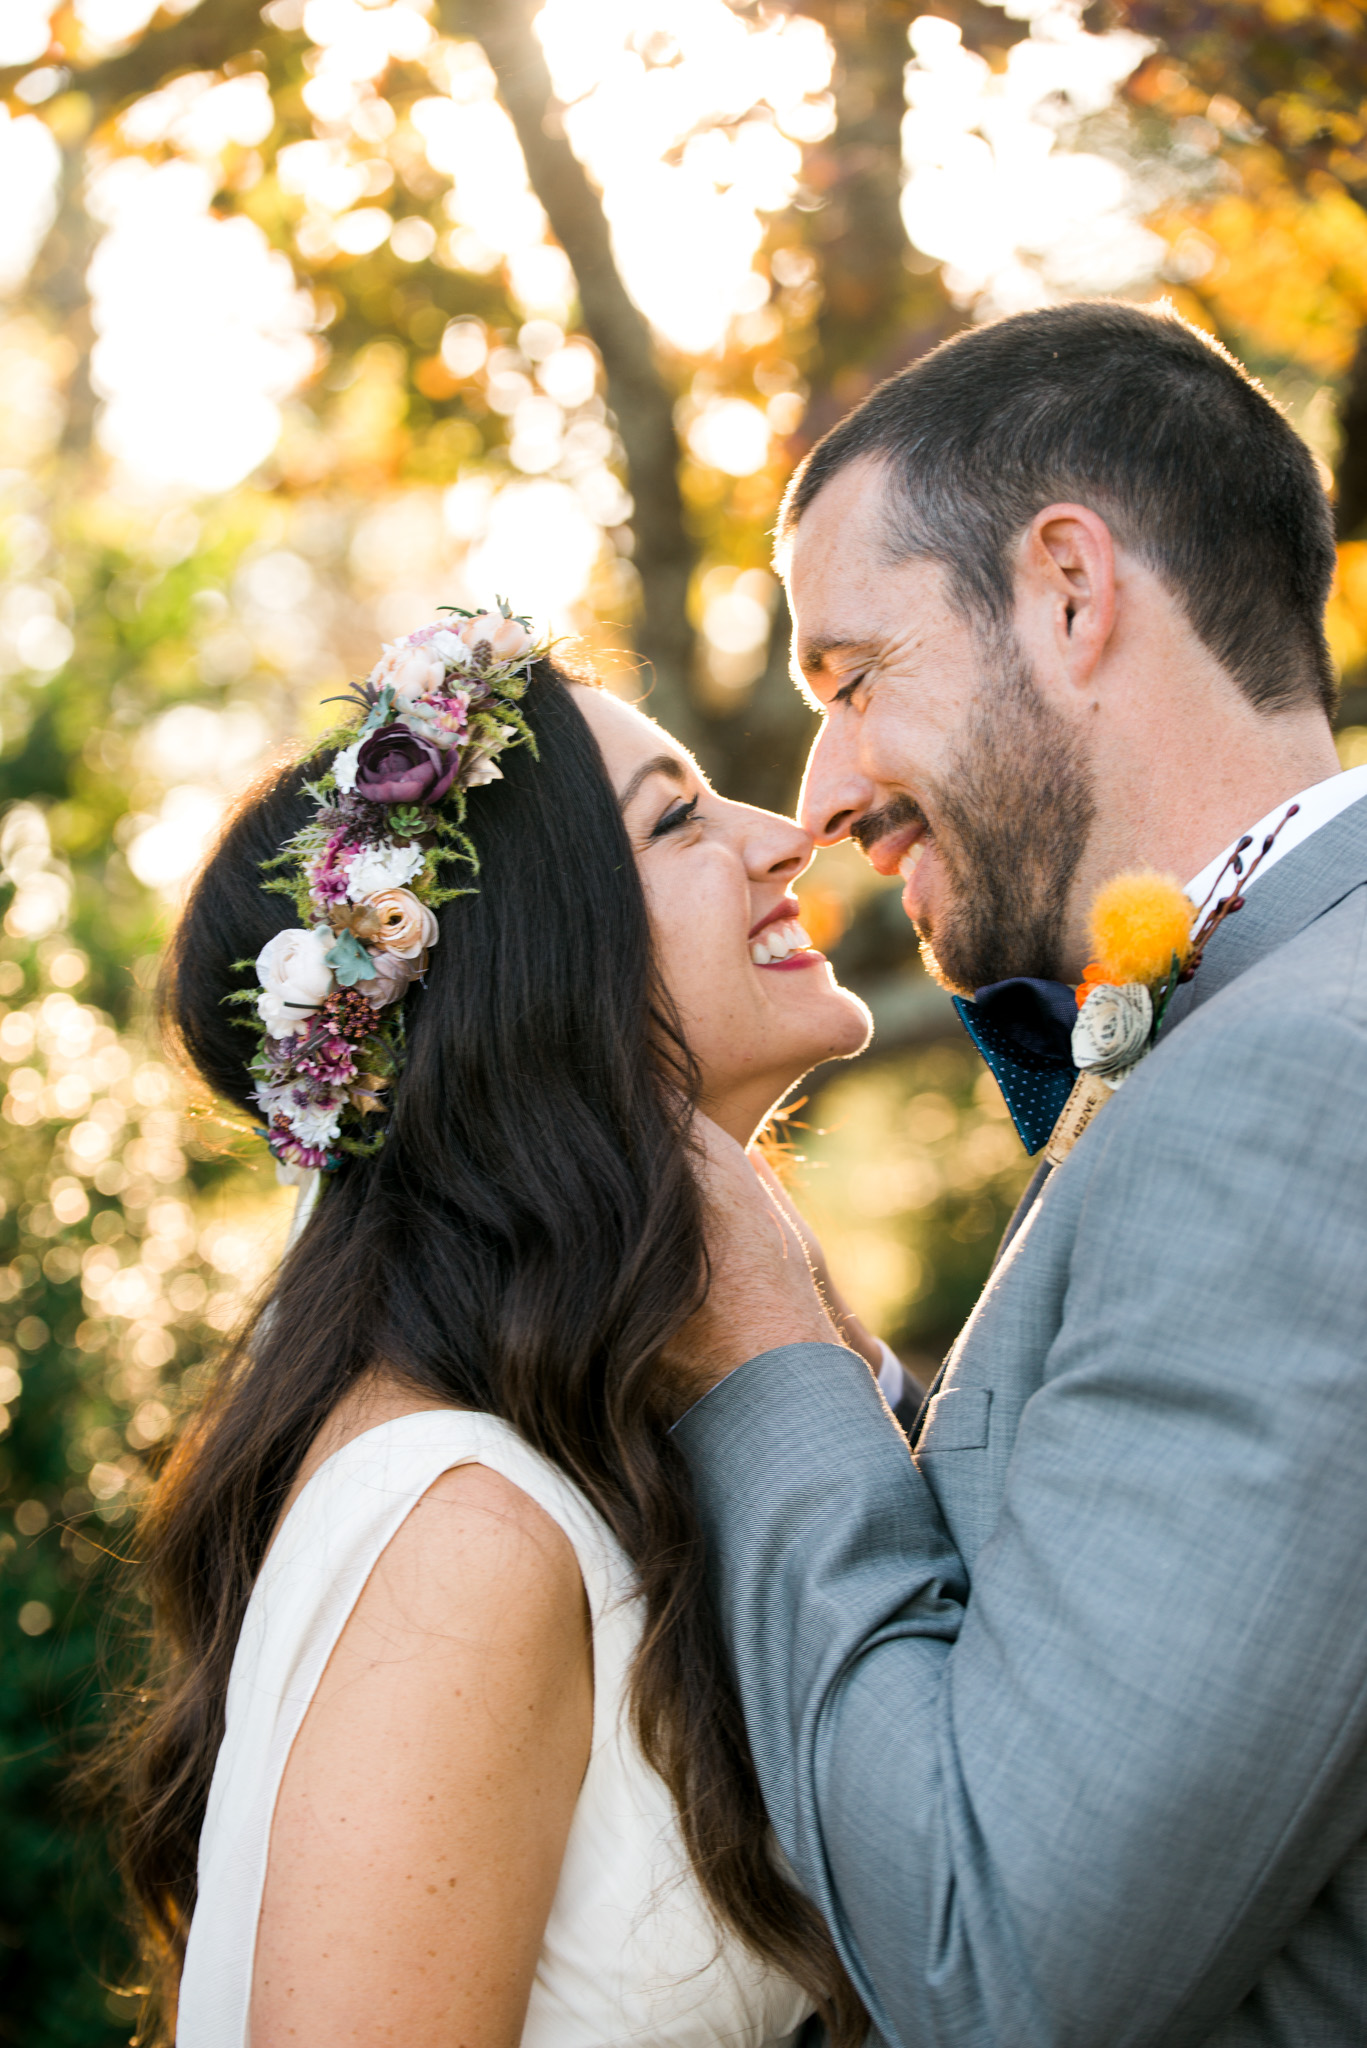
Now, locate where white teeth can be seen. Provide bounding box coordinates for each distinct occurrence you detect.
[750,918,814,965]
[898,841,926,880]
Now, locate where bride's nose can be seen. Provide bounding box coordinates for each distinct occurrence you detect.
[738,805,814,884]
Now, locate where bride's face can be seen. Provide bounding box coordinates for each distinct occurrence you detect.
[574,686,871,1145]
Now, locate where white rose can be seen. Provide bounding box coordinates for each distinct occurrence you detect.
[345,839,425,901]
[287,1097,344,1148]
[333,740,362,795]
[429,628,473,670]
[256,927,334,1037]
[1072,981,1152,1083]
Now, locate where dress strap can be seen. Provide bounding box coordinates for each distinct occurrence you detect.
[247,1408,635,1753]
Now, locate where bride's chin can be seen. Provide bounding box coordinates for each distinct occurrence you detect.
[787,982,873,1068]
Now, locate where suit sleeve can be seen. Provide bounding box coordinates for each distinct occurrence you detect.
[675,1002,1367,2047]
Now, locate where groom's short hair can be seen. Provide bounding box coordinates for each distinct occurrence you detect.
[778,300,1338,716]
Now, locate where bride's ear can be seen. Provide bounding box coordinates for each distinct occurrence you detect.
[1015,502,1117,699]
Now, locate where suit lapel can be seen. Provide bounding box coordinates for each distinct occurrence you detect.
[1162,794,1367,1037]
[992,1156,1052,1271]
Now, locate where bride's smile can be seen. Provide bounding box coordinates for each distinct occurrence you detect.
[574,684,871,1145]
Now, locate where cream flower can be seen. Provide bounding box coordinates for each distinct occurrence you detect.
[429,627,474,670]
[256,927,334,1037]
[369,639,444,707]
[1072,982,1152,1083]
[287,1096,344,1148]
[332,739,362,795]
[345,839,425,902]
[355,887,439,959]
[460,612,534,662]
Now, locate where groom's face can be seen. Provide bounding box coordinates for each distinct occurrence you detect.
[788,457,1094,994]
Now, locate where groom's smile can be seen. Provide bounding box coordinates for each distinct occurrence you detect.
[783,454,1097,994]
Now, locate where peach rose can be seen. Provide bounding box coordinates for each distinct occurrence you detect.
[368,640,446,712]
[460,612,533,662]
[355,887,439,959]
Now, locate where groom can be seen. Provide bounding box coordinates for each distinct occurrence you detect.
[673,301,1367,2044]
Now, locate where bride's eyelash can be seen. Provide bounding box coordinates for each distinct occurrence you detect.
[651,795,700,838]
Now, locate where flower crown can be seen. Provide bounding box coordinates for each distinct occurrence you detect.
[236,604,547,1176]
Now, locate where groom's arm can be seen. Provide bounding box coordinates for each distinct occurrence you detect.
[676,1002,1367,2047]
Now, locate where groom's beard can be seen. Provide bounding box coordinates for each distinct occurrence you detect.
[861,635,1096,996]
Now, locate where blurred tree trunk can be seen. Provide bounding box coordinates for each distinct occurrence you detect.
[798,0,957,443]
[1336,327,1367,543]
[448,0,701,750]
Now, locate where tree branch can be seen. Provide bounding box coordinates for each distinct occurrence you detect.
[446,0,699,744]
[0,0,269,112]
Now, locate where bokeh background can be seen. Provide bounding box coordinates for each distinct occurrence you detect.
[1,0,1366,2036]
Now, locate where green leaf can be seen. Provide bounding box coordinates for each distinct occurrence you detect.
[358,684,394,738]
[325,930,376,985]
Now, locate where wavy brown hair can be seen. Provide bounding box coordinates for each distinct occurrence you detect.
[113,663,864,2043]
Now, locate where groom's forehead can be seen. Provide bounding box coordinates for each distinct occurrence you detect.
[789,548,950,682]
[784,455,890,574]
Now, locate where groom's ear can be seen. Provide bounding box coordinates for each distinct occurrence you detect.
[1014,502,1117,697]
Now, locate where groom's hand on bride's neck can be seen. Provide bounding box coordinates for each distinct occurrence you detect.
[661,1115,842,1415]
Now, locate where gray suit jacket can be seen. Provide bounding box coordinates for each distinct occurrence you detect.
[676,797,1367,2047]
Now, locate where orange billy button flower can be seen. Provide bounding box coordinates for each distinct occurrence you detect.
[1076,871,1195,1008]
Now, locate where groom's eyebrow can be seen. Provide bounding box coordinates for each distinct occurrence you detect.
[618,754,687,811]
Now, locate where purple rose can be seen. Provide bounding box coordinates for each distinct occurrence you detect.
[353,722,459,805]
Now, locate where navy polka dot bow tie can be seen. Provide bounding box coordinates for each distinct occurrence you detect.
[952,978,1078,1155]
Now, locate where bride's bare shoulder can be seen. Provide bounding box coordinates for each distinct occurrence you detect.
[271,1371,580,1590]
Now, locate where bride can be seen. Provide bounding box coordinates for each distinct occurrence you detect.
[117,611,881,2046]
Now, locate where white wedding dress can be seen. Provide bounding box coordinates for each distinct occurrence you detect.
[176,1408,814,2046]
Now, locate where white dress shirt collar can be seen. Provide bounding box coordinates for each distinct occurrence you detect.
[1183,763,1367,911]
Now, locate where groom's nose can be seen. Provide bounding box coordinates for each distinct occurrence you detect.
[798,719,872,847]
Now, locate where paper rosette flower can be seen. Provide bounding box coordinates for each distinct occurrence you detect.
[1072,982,1152,1081]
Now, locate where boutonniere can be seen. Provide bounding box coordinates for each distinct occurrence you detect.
[1046,805,1299,1164]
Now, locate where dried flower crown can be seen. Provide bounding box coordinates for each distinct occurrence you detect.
[233,604,546,1175]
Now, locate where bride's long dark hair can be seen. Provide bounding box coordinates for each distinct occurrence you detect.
[115,662,864,2042]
